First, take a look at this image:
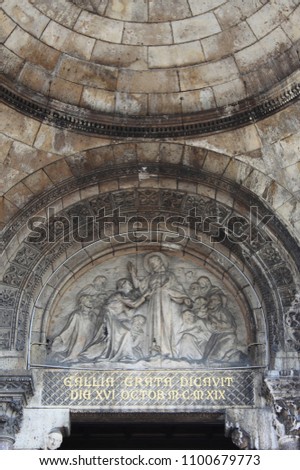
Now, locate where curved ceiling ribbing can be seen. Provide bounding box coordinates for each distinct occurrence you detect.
[1,0,300,137]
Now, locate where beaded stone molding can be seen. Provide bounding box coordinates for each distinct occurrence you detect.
[1,74,300,139]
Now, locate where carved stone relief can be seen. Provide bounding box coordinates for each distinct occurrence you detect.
[0,375,34,448]
[43,253,250,370]
[285,293,300,351]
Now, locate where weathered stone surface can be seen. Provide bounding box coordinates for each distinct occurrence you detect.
[0,10,16,43]
[172,13,221,43]
[149,42,205,68]
[123,21,173,46]
[2,0,50,38]
[5,27,60,71]
[41,21,96,60]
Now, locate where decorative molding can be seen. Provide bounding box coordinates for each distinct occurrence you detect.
[1,78,299,139]
[285,293,300,351]
[0,374,34,442]
[265,373,300,438]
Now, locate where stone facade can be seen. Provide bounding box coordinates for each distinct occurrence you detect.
[0,0,299,450]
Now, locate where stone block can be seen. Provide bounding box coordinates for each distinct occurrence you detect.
[160,143,184,165]
[149,42,204,68]
[92,41,147,70]
[18,62,51,94]
[99,180,119,193]
[0,46,25,79]
[213,78,246,107]
[118,69,179,93]
[23,170,53,195]
[189,0,226,16]
[203,151,230,175]
[215,0,263,29]
[0,164,26,195]
[179,57,239,91]
[5,182,34,208]
[44,159,74,183]
[263,181,293,210]
[0,103,41,146]
[202,22,256,61]
[172,13,221,43]
[113,143,137,164]
[182,145,207,169]
[106,0,148,21]
[58,55,118,91]
[123,22,173,45]
[247,1,295,39]
[282,4,300,41]
[74,10,124,43]
[41,21,96,60]
[6,141,60,175]
[181,88,216,112]
[31,0,81,29]
[148,93,182,115]
[0,134,13,163]
[243,170,273,197]
[0,10,16,43]
[34,124,109,155]
[223,160,252,184]
[0,196,19,224]
[178,181,197,194]
[115,92,148,116]
[5,27,60,71]
[158,177,177,189]
[235,28,292,73]
[149,0,191,21]
[49,78,83,106]
[136,143,160,163]
[80,185,100,201]
[2,0,50,38]
[81,87,115,113]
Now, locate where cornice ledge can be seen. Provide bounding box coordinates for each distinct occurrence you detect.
[1,72,300,139]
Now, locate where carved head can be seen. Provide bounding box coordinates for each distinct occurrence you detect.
[117,278,133,294]
[197,276,212,295]
[93,275,107,290]
[182,310,197,325]
[208,294,222,311]
[132,315,146,329]
[46,428,63,450]
[78,295,94,309]
[144,253,168,272]
[188,282,201,299]
[194,296,208,310]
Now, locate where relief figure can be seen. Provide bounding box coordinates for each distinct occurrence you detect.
[128,253,192,357]
[81,278,149,362]
[202,294,246,363]
[50,294,99,363]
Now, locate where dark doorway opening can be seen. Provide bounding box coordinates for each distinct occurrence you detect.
[61,413,238,450]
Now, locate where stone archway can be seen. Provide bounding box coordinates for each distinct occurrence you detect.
[1,157,299,449]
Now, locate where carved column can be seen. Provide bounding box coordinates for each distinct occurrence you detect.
[0,374,34,449]
[265,372,300,450]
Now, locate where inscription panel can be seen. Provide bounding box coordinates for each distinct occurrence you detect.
[42,370,254,411]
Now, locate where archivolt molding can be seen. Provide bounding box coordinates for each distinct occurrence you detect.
[0,167,298,368]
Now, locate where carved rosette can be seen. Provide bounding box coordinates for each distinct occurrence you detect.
[0,374,34,449]
[265,373,300,449]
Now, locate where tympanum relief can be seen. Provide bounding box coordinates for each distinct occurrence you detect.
[44,253,250,369]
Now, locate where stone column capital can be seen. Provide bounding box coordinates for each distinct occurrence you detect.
[0,373,34,449]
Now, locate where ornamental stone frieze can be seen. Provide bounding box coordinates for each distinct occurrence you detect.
[0,374,34,449]
[265,372,300,450]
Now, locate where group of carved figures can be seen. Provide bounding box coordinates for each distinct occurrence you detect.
[49,254,247,365]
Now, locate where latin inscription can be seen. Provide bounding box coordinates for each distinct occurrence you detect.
[42,370,254,410]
